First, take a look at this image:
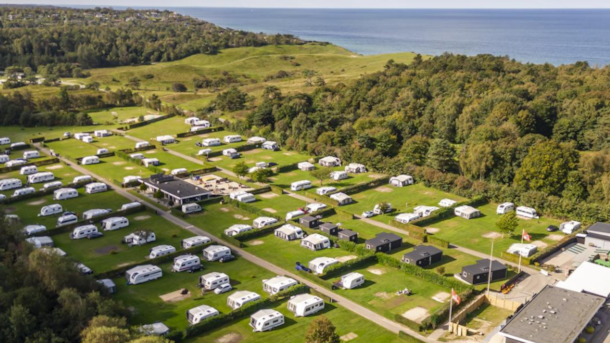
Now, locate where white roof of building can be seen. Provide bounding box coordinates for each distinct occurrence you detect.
[302,233,329,245]
[289,293,323,305]
[556,262,610,298]
[330,192,352,202]
[264,276,297,287]
[228,290,260,302]
[251,309,282,321]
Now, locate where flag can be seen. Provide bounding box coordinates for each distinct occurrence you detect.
[451,288,461,305]
[522,231,532,242]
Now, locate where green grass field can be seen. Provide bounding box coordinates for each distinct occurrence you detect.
[142,150,203,171]
[246,193,310,218]
[93,135,140,151]
[180,202,257,238]
[80,156,151,183]
[127,116,191,141]
[0,162,80,197]
[269,168,383,193]
[210,148,312,171]
[168,131,246,157]
[0,124,120,145]
[88,106,160,125]
[45,138,101,158]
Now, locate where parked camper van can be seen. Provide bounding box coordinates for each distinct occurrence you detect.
[561,220,582,234]
[81,156,100,165]
[56,214,78,227]
[97,279,116,294]
[24,225,47,236]
[261,141,279,151]
[253,217,278,229]
[20,165,38,175]
[70,225,99,239]
[23,150,40,159]
[0,178,23,191]
[26,236,53,248]
[12,187,35,197]
[227,291,261,310]
[97,148,109,155]
[73,175,92,184]
[101,217,129,231]
[120,201,142,211]
[236,193,256,203]
[224,135,242,143]
[516,206,539,219]
[330,171,348,181]
[337,272,365,289]
[290,180,312,191]
[262,276,298,295]
[0,137,10,145]
[82,136,93,143]
[43,181,63,190]
[224,224,253,236]
[308,257,339,275]
[129,153,145,159]
[187,305,219,325]
[39,204,63,217]
[172,254,202,272]
[82,208,112,220]
[182,203,202,214]
[135,141,151,149]
[0,154,9,163]
[288,294,325,317]
[497,202,515,215]
[85,182,107,194]
[5,160,27,167]
[28,171,54,184]
[149,245,176,259]
[125,265,162,285]
[202,138,221,147]
[124,232,156,246]
[198,272,230,290]
[373,203,393,215]
[202,245,232,262]
[142,158,159,167]
[171,168,188,176]
[250,309,284,332]
[181,236,211,249]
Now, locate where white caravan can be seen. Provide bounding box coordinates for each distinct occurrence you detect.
[171,168,188,176]
[5,160,27,167]
[181,236,211,249]
[199,272,230,290]
[97,279,116,294]
[142,158,159,167]
[185,117,199,125]
[223,135,242,143]
[28,172,54,184]
[20,165,38,175]
[285,210,305,221]
[224,224,253,236]
[74,133,87,140]
[129,153,145,159]
[318,156,341,167]
[395,213,421,224]
[290,180,312,191]
[262,276,298,295]
[187,305,219,325]
[120,201,142,211]
[222,148,238,157]
[24,224,47,236]
[135,141,151,149]
[94,130,111,137]
[0,178,23,191]
[274,224,304,241]
[236,193,256,203]
[81,156,100,165]
[156,135,175,144]
[516,206,539,219]
[497,202,515,215]
[172,254,201,272]
[308,257,339,275]
[507,243,538,257]
[56,214,78,227]
[202,138,221,146]
[373,203,393,215]
[561,220,582,234]
[124,232,157,246]
[253,216,278,229]
[229,190,249,200]
[12,187,35,197]
[389,174,414,187]
[193,119,210,127]
[227,291,261,310]
[123,176,142,184]
[247,136,267,144]
[306,203,327,212]
[250,309,284,332]
[338,272,365,289]
[197,149,212,156]
[82,136,93,143]
[85,182,107,194]
[39,204,63,217]
[182,203,202,214]
[287,294,325,317]
[43,181,63,190]
[125,265,162,285]
[101,217,129,231]
[70,225,99,239]
[26,236,54,248]
[97,148,109,155]
[413,205,439,217]
[73,175,93,184]
[439,199,457,208]
[23,150,40,159]
[82,208,112,220]
[202,245,231,261]
[149,245,176,259]
[330,171,348,181]
[0,137,10,145]
[301,233,331,251]
[0,154,9,163]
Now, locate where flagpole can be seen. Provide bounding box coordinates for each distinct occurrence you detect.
[487,239,494,296]
[448,290,453,332]
[518,229,524,273]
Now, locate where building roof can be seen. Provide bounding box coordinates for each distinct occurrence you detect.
[142,174,210,199]
[403,245,442,260]
[319,223,338,230]
[555,261,610,298]
[300,215,317,222]
[587,222,610,235]
[462,259,506,275]
[366,232,402,246]
[500,286,605,343]
[338,229,357,237]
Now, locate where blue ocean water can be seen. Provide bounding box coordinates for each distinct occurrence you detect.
[163,8,610,66]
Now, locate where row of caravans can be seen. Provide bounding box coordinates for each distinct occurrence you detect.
[229,190,256,203]
[496,202,539,219]
[52,183,107,200]
[4,175,92,193]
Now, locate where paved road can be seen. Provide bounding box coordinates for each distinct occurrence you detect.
[37,143,435,343]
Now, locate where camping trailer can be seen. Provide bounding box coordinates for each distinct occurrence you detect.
[85,182,107,194]
[301,233,331,251]
[287,294,325,317]
[229,190,249,200]
[290,180,312,191]
[193,119,210,127]
[101,217,129,231]
[337,272,365,289]
[236,193,256,203]
[182,203,202,214]
[202,138,221,146]
[53,188,79,200]
[308,257,339,275]
[27,172,54,184]
[24,225,47,236]
[262,276,298,295]
[298,161,316,171]
[172,254,201,272]
[253,217,278,229]
[247,136,267,144]
[187,305,219,325]
[120,201,142,211]
[81,156,100,165]
[274,224,304,241]
[222,148,238,157]
[149,245,176,259]
[224,135,242,143]
[227,291,261,310]
[43,181,63,190]
[414,205,439,218]
[516,206,539,219]
[181,236,211,249]
[20,165,38,175]
[560,220,582,234]
[285,210,305,221]
[171,168,188,176]
[250,309,284,332]
[39,204,63,217]
[373,203,393,215]
[507,243,538,257]
[122,176,141,184]
[142,158,159,167]
[0,137,10,145]
[439,199,457,208]
[10,142,26,149]
[156,135,175,144]
[199,272,230,290]
[318,156,341,167]
[330,171,348,181]
[389,175,413,187]
[0,178,23,190]
[23,150,40,159]
[0,155,9,163]
[94,130,111,137]
[82,208,112,220]
[73,175,92,184]
[97,279,116,294]
[197,149,212,156]
[497,202,515,215]
[56,214,78,227]
[125,265,162,285]
[261,141,279,151]
[130,153,145,159]
[70,225,99,239]
[185,117,199,125]
[454,205,481,220]
[26,236,54,248]
[329,192,353,206]
[202,245,231,261]
[224,224,253,236]
[12,187,35,197]
[345,163,367,174]
[82,136,93,143]
[135,141,151,149]
[124,232,157,246]
[5,160,27,167]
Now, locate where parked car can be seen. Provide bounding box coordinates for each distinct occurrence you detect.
[361,211,375,218]
[87,232,104,239]
[214,283,232,294]
[219,255,235,263]
[187,264,204,273]
[546,225,559,232]
[195,142,203,147]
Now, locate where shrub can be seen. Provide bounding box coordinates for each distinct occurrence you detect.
[436,266,446,275]
[153,190,163,199]
[585,326,595,334]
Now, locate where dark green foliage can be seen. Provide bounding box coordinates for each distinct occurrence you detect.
[172,83,187,92]
[215,87,248,112]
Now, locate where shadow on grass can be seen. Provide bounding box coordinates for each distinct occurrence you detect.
[424,255,457,273]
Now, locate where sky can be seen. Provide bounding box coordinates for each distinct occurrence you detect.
[2,0,610,9]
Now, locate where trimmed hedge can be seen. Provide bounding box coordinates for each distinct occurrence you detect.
[10,143,32,151]
[76,152,115,164]
[422,288,475,330]
[321,254,377,279]
[531,234,580,264]
[220,233,243,248]
[249,186,272,195]
[270,185,284,195]
[328,175,391,196]
[30,137,45,143]
[296,270,334,289]
[391,220,426,235]
[0,157,59,174]
[226,198,282,221]
[176,126,224,138]
[395,314,424,332]
[302,190,339,207]
[276,162,300,174]
[233,222,285,242]
[501,252,533,266]
[127,113,175,129]
[190,166,217,175]
[427,236,450,249]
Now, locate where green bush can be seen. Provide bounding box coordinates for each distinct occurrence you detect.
[153,189,163,199]
[427,236,450,248]
[321,254,377,279]
[586,326,595,334]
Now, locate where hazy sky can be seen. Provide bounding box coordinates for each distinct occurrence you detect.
[2,0,610,9]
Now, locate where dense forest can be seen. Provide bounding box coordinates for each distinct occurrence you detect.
[0,6,304,73]
[218,54,610,222]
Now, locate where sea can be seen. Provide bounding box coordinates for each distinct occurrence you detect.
[119,7,610,66]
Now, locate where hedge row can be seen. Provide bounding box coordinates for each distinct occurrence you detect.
[9,143,32,151]
[390,220,426,235]
[225,198,282,221]
[530,234,581,264]
[190,166,218,175]
[233,222,285,242]
[249,186,272,195]
[126,113,175,130]
[176,126,224,138]
[335,239,373,256]
[0,157,59,174]
[220,233,243,248]
[328,175,392,196]
[321,254,377,279]
[276,162,300,174]
[394,314,423,333]
[43,137,62,143]
[270,185,284,195]
[30,137,45,143]
[427,236,450,249]
[302,190,339,207]
[0,176,93,205]
[117,145,157,155]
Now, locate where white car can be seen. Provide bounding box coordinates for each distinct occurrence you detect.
[361,211,375,218]
[214,283,232,294]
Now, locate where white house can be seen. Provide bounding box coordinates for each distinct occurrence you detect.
[454,205,481,220]
[287,294,325,317]
[319,156,341,167]
[298,161,315,171]
[309,257,339,275]
[389,175,414,187]
[227,291,261,310]
[274,224,304,241]
[250,309,284,332]
[345,163,367,173]
[262,276,298,295]
[330,192,353,206]
[301,233,331,251]
[439,199,457,208]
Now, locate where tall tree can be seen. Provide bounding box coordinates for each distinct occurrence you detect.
[426,139,457,173]
[496,211,519,238]
[305,316,340,343]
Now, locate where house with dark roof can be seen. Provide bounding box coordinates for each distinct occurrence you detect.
[402,245,443,267]
[319,223,339,236]
[365,233,402,253]
[459,259,507,285]
[585,222,610,249]
[338,229,358,242]
[299,215,320,229]
[141,174,210,205]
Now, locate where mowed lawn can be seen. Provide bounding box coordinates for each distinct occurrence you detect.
[0,162,80,197]
[211,148,312,171]
[127,116,191,141]
[169,130,246,157]
[81,156,152,182]
[45,138,100,158]
[0,124,119,143]
[93,135,139,151]
[270,168,384,192]
[111,258,274,330]
[246,192,310,218]
[88,106,160,124]
[424,202,564,259]
[137,149,203,171]
[181,202,259,238]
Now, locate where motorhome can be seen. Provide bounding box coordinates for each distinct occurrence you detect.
[287,294,325,317]
[23,150,40,159]
[10,142,26,149]
[70,225,99,239]
[172,254,201,272]
[26,236,54,248]
[309,257,339,275]
[123,176,142,184]
[250,309,284,332]
[20,165,38,175]
[516,206,539,219]
[96,148,109,155]
[0,178,22,190]
[81,156,100,165]
[274,224,304,241]
[73,175,93,184]
[142,158,159,167]
[285,210,305,221]
[262,276,298,295]
[236,193,256,203]
[330,171,348,181]
[439,199,457,208]
[56,214,78,227]
[82,136,93,143]
[497,202,515,215]
[182,203,202,214]
[101,217,129,231]
[414,205,439,217]
[94,130,111,137]
[202,138,221,146]
[28,171,54,184]
[337,272,365,289]
[149,245,176,259]
[316,186,337,195]
[227,291,261,310]
[42,181,63,190]
[301,234,331,251]
[199,272,230,290]
[82,208,112,220]
[0,137,10,145]
[0,154,9,163]
[181,236,211,249]
[39,204,63,217]
[12,187,35,197]
[290,180,312,191]
[135,141,151,149]
[222,148,238,156]
[171,168,188,176]
[24,224,47,236]
[253,216,279,229]
[561,220,582,234]
[202,245,231,261]
[85,182,107,194]
[129,153,145,159]
[224,224,253,236]
[224,135,242,143]
[248,136,267,144]
[187,305,219,325]
[5,159,27,167]
[156,135,175,144]
[120,201,142,211]
[125,265,162,285]
[124,232,157,246]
